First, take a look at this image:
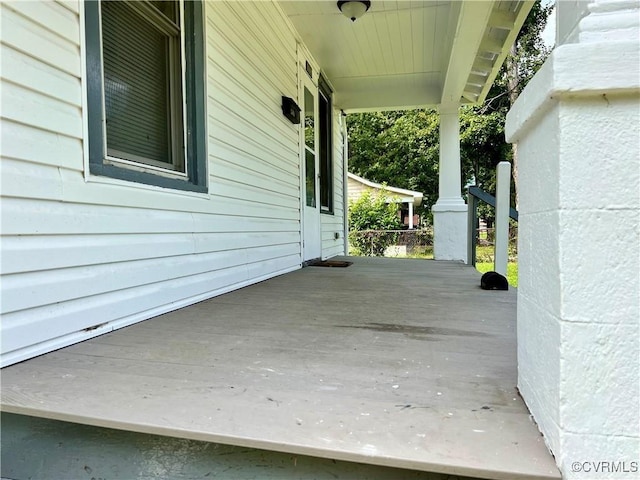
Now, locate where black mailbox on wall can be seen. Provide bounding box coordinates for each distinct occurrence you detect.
[281,96,301,124]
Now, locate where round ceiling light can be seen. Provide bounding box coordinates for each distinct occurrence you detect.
[337,1,371,22]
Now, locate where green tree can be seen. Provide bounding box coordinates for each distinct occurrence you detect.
[347,108,507,221]
[347,110,440,220]
[348,190,402,256]
[483,0,554,204]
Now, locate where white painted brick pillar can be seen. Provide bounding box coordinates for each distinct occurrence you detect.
[432,104,467,262]
[505,1,640,478]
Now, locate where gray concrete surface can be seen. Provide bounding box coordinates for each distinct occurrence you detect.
[1,257,559,480]
[1,412,482,480]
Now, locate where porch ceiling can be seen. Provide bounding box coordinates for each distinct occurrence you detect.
[279,0,534,111]
[1,257,559,480]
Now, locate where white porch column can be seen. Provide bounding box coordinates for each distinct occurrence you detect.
[505,1,639,478]
[493,162,511,276]
[408,202,414,229]
[432,104,467,261]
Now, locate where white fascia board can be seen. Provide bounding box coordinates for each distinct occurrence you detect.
[334,78,441,113]
[441,1,496,105]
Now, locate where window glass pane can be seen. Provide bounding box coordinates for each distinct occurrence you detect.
[305,149,316,207]
[304,87,315,150]
[319,90,331,210]
[102,1,173,166]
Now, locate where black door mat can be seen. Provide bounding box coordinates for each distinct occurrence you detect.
[307,260,353,268]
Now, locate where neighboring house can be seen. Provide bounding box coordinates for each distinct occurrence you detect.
[1,1,638,479]
[347,172,423,229]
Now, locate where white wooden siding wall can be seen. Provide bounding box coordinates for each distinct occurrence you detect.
[321,114,346,259]
[0,1,344,367]
[348,177,385,205]
[347,178,370,202]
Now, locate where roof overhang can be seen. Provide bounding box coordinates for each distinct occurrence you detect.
[279,1,534,112]
[348,172,423,206]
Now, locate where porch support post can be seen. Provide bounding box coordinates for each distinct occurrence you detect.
[408,202,414,229]
[505,1,640,478]
[493,161,511,276]
[432,104,467,262]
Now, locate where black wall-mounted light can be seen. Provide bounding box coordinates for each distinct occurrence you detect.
[281,96,301,124]
[337,1,371,22]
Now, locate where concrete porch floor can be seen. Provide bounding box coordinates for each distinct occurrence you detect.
[0,257,559,480]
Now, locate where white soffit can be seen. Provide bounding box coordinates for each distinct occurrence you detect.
[279,1,534,112]
[280,1,451,111]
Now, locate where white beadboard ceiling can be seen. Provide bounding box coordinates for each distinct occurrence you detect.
[279,0,534,111]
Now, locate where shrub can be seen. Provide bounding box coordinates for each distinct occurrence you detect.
[348,190,402,256]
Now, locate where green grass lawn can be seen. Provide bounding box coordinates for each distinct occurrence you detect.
[353,243,519,287]
[393,244,519,287]
[474,245,518,287]
[475,262,518,287]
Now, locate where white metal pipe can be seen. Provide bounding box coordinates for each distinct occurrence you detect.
[494,161,511,276]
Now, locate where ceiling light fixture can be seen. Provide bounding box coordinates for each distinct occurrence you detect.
[337,1,371,22]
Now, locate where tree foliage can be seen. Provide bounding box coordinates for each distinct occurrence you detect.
[502,1,553,105]
[348,189,402,231]
[347,110,439,219]
[348,189,402,256]
[484,0,553,206]
[347,107,508,222]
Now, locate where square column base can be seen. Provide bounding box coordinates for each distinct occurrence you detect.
[432,202,467,262]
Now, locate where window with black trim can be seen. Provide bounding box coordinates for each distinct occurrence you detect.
[318,76,333,213]
[84,0,207,192]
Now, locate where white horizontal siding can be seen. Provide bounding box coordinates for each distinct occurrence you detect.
[2,81,83,139]
[1,4,81,77]
[1,197,300,236]
[56,1,80,15]
[1,44,82,107]
[0,119,83,170]
[2,243,300,316]
[0,0,314,367]
[0,259,299,367]
[1,232,298,276]
[6,1,80,44]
